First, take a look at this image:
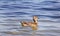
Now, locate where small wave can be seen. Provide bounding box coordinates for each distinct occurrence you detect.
[0,5,31,9]
[35,8,60,11]
[0,12,30,15]
[31,15,60,18]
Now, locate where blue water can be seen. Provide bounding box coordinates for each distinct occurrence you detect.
[0,0,60,36]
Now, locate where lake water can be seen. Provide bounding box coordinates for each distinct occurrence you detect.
[0,0,60,36]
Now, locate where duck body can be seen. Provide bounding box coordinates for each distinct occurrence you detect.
[21,16,38,30]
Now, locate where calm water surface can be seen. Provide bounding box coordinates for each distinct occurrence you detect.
[0,0,60,36]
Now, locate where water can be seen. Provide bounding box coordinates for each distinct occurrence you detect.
[0,0,60,36]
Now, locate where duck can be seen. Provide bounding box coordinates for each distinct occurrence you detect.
[20,16,38,30]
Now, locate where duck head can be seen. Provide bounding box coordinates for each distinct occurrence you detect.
[33,16,38,23]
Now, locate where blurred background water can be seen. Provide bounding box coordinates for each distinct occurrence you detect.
[0,0,60,36]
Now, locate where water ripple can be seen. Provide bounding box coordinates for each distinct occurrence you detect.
[0,12,30,15]
[35,8,60,11]
[0,1,60,36]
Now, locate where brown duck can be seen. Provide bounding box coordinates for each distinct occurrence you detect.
[21,16,38,30]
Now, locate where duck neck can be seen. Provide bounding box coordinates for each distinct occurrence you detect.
[34,21,37,24]
[33,20,38,24]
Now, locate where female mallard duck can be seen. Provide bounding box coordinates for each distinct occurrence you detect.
[21,16,38,30]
